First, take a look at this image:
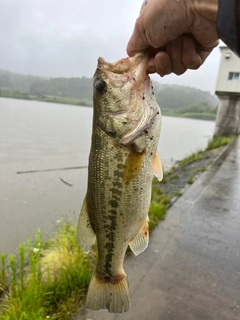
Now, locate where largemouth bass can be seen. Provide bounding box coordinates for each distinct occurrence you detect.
[77,53,163,314]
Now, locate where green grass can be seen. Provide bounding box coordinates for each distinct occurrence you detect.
[148,180,171,230]
[43,96,92,107]
[0,223,93,320]
[148,201,168,230]
[176,135,236,169]
[0,89,30,100]
[161,110,216,121]
[149,135,236,230]
[180,112,216,121]
[0,134,236,319]
[206,135,236,150]
[194,165,208,173]
[179,151,204,167]
[187,174,194,184]
[0,90,92,107]
[173,190,183,197]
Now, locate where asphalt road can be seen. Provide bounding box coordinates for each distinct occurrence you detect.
[79,137,240,320]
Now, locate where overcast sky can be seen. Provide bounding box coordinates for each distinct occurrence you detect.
[0,0,221,93]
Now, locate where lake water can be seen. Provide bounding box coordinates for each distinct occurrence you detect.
[0,98,215,253]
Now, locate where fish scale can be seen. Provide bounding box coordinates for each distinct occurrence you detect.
[88,128,130,276]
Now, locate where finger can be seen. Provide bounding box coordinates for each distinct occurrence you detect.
[196,48,212,65]
[127,18,149,57]
[181,36,204,69]
[153,51,172,77]
[166,36,187,76]
[147,57,156,73]
[182,36,214,70]
[195,42,217,66]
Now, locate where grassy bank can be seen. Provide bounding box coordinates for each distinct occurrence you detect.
[1,91,216,120]
[0,135,236,320]
[0,224,95,320]
[0,89,30,100]
[161,109,216,121]
[36,96,92,107]
[0,90,92,107]
[148,135,235,230]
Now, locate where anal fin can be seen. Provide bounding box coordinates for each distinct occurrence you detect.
[152,152,163,181]
[129,216,149,255]
[77,196,96,253]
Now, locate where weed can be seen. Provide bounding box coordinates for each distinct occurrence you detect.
[206,135,236,150]
[0,223,93,320]
[194,165,208,173]
[0,253,7,285]
[151,182,162,197]
[168,174,179,180]
[0,253,8,299]
[149,181,171,230]
[0,134,235,319]
[187,174,194,184]
[148,201,168,230]
[180,151,204,167]
[173,190,183,197]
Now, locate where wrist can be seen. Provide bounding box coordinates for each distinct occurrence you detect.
[193,0,218,21]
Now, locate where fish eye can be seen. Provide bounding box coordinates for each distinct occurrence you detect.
[95,80,106,92]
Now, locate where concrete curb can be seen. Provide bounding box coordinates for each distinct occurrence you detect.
[170,137,238,206]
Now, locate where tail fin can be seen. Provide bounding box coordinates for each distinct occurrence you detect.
[86,271,131,314]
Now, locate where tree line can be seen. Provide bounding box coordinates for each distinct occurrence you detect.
[0,69,218,119]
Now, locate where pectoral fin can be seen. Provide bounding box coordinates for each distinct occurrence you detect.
[152,152,163,181]
[129,216,149,256]
[77,196,96,253]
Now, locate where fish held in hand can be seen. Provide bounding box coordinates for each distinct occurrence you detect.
[77,53,163,314]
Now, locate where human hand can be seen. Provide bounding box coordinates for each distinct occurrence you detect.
[127,0,219,76]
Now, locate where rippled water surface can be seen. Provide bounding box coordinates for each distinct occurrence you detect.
[0,98,215,253]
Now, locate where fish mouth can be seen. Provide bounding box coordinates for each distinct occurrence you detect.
[97,53,149,86]
[96,53,157,146]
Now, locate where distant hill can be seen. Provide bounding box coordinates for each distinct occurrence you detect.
[0,69,93,106]
[0,69,44,93]
[0,69,218,120]
[153,82,217,109]
[153,82,218,120]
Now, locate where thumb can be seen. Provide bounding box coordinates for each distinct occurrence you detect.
[127,19,149,57]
